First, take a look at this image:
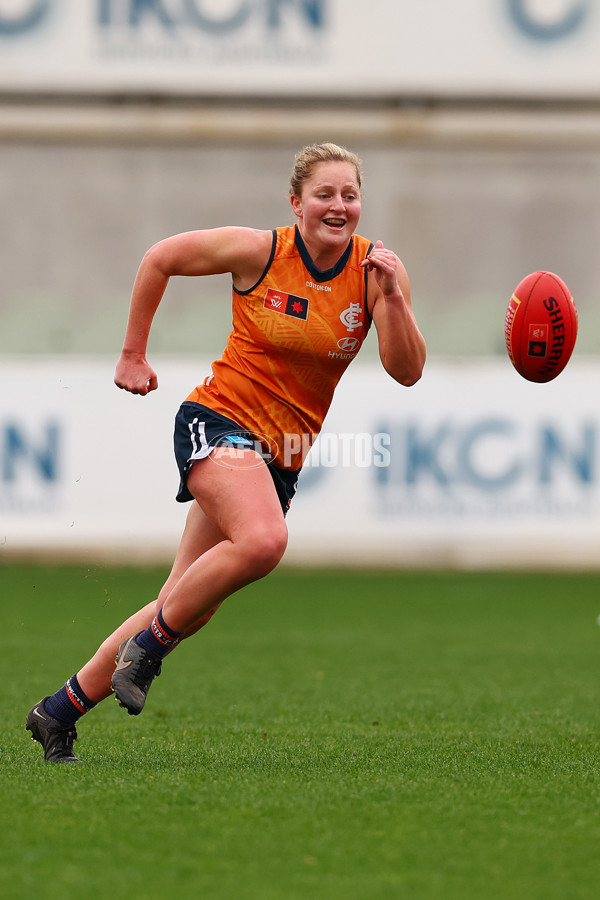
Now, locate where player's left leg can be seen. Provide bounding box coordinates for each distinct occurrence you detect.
[76,499,226,703]
[112,447,288,715]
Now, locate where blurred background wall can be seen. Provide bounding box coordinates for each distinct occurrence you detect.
[1,0,600,565]
[1,0,600,358]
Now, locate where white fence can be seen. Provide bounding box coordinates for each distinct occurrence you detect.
[1,356,598,568]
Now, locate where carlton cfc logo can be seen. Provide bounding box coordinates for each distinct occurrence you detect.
[339,302,363,332]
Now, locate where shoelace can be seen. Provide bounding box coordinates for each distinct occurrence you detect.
[131,653,162,690]
[47,722,77,749]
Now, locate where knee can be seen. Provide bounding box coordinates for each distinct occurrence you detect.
[243,523,288,580]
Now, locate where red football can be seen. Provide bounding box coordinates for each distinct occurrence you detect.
[505,271,578,382]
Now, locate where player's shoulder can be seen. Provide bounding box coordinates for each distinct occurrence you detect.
[347,232,371,257]
[224,226,275,270]
[227,227,277,289]
[222,225,274,252]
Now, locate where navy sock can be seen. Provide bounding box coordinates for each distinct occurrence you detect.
[135,609,183,659]
[44,674,96,725]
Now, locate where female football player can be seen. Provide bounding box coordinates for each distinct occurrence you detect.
[26,142,426,761]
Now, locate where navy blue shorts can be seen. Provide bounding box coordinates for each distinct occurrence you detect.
[173,401,300,516]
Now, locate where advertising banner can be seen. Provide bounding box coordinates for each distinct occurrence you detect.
[1,356,598,568]
[0,1,599,98]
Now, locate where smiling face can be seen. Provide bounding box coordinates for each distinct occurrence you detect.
[290,161,362,265]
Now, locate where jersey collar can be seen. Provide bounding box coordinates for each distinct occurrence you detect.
[294,225,353,283]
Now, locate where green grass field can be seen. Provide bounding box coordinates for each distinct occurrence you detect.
[2,563,599,900]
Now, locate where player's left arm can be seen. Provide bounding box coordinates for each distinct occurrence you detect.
[363,241,426,386]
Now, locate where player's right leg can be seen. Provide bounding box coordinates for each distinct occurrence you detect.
[26,501,226,761]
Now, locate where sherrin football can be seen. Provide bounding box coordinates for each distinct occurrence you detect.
[505,271,578,383]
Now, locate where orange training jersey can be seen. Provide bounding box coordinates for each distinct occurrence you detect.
[186,225,373,470]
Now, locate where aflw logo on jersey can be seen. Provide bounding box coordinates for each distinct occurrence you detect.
[264,288,309,320]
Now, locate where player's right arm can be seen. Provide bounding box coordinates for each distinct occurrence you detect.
[115,227,273,395]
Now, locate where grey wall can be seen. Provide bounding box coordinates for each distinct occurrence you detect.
[2,111,599,360]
